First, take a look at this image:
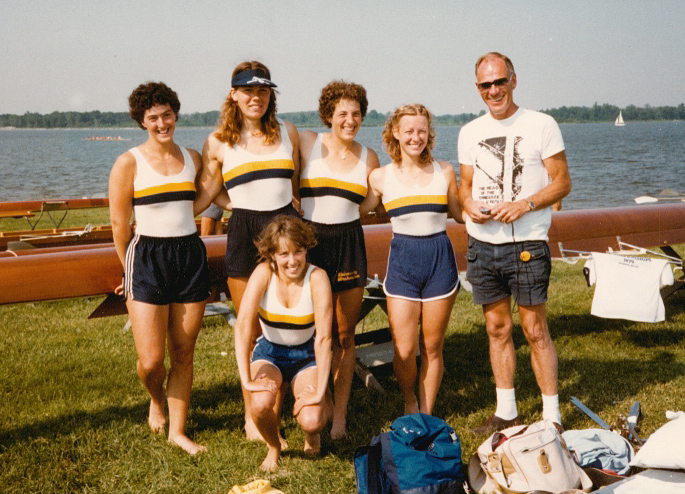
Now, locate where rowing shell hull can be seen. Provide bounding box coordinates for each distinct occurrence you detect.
[1,204,684,306]
[0,197,109,212]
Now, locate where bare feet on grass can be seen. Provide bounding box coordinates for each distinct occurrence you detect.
[245,417,263,441]
[260,445,281,472]
[303,432,321,456]
[148,400,167,433]
[168,433,207,455]
[328,395,346,439]
[246,419,289,450]
[330,418,347,440]
[404,397,420,415]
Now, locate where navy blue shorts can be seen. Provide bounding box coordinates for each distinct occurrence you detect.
[307,219,367,292]
[383,232,459,301]
[466,236,551,306]
[224,204,298,278]
[125,233,210,305]
[251,336,317,383]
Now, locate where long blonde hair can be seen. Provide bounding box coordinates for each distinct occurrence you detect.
[382,104,435,165]
[214,61,280,146]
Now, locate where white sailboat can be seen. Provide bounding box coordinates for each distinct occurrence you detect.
[615,111,626,126]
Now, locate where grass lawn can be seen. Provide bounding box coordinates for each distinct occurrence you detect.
[1,224,684,492]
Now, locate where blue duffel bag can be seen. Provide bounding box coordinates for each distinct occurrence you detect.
[354,413,466,494]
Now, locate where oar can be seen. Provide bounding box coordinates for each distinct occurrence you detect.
[635,195,685,204]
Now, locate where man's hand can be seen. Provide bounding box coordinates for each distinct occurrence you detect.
[490,200,530,224]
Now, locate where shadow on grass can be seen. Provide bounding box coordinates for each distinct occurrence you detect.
[0,381,245,450]
[436,310,685,427]
[0,402,150,448]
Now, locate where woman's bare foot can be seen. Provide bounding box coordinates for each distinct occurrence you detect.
[260,445,280,472]
[246,420,288,449]
[168,433,207,455]
[404,397,420,415]
[245,418,264,441]
[303,432,321,456]
[148,400,167,433]
[330,416,347,440]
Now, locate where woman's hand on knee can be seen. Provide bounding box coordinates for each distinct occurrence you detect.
[245,375,278,394]
[293,385,321,415]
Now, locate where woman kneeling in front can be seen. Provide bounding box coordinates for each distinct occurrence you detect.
[233,215,333,471]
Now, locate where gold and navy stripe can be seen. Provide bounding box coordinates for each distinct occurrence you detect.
[258,307,315,331]
[223,159,295,190]
[132,182,196,206]
[384,195,448,218]
[299,177,366,204]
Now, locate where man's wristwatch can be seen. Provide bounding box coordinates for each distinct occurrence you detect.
[525,198,535,211]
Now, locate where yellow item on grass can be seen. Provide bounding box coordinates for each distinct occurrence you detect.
[228,479,284,494]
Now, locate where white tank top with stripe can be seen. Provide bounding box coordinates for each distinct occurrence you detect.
[300,133,368,224]
[130,146,197,237]
[382,160,449,236]
[221,119,294,211]
[258,264,316,346]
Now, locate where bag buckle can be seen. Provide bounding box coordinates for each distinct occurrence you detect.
[487,453,502,473]
[538,449,551,474]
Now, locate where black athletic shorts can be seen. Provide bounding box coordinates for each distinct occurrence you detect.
[307,219,367,292]
[224,204,299,278]
[125,233,210,305]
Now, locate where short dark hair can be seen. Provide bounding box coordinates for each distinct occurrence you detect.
[128,82,180,130]
[318,80,368,128]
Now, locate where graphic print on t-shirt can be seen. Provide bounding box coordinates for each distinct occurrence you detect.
[475,136,523,203]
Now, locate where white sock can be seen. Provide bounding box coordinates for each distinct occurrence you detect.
[495,388,518,420]
[542,394,562,424]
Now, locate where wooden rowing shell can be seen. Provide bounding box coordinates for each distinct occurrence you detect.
[1,204,684,307]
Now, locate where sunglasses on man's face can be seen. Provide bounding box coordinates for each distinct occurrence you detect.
[476,76,511,92]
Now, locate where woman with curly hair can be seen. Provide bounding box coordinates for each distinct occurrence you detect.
[234,215,332,471]
[362,104,463,415]
[109,82,210,454]
[195,61,300,442]
[298,80,379,438]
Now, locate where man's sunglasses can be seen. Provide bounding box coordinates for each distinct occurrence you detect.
[476,76,511,92]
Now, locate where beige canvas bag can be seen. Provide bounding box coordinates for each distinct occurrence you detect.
[469,420,592,494]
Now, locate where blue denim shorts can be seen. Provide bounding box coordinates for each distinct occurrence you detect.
[466,236,551,306]
[251,336,316,383]
[383,232,460,301]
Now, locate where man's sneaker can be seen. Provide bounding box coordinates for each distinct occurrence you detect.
[472,414,523,435]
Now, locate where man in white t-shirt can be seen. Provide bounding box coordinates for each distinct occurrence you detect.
[458,52,572,434]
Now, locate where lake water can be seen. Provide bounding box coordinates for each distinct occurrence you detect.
[1,121,683,210]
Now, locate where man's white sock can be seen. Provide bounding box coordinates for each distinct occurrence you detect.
[495,388,518,420]
[542,393,562,424]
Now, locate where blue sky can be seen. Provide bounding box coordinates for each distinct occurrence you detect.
[1,0,683,116]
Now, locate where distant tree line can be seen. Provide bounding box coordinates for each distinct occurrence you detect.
[540,103,685,123]
[1,104,683,128]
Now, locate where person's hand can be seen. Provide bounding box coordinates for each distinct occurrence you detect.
[490,200,528,224]
[114,283,124,296]
[244,376,278,394]
[293,385,321,415]
[464,200,493,224]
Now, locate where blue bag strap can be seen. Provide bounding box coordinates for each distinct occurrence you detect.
[380,433,401,493]
[366,442,383,494]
